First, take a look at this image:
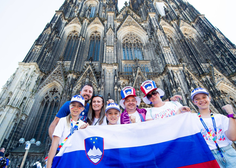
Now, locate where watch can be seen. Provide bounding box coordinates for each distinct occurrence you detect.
[227,114,236,119]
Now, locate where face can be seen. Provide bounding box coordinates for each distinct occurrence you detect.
[70,102,84,117]
[193,93,210,110]
[147,90,160,103]
[0,148,5,152]
[124,96,137,112]
[106,109,120,125]
[92,96,104,112]
[80,85,93,102]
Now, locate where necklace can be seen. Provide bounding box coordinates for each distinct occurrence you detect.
[58,118,80,149]
[198,112,226,163]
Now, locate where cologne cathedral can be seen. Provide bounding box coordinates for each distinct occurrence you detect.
[0,0,236,167]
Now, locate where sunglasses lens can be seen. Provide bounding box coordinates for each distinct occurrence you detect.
[147,94,152,99]
[147,91,158,100]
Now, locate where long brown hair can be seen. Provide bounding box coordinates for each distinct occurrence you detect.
[87,95,106,125]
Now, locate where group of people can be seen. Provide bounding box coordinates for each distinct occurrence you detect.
[46,80,236,168]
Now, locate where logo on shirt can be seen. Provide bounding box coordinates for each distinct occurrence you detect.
[84,137,104,165]
[200,128,226,141]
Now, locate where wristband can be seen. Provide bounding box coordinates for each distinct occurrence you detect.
[227,114,236,119]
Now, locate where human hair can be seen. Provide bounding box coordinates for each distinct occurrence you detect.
[66,114,72,127]
[81,83,93,92]
[5,153,9,157]
[87,95,106,125]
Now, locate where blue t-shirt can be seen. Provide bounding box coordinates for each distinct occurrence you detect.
[5,158,9,168]
[56,101,89,122]
[0,157,9,168]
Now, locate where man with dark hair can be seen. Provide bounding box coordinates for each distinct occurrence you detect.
[48,84,93,139]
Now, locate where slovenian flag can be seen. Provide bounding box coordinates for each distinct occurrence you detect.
[52,113,219,168]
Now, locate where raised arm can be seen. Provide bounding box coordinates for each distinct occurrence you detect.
[223,104,236,141]
[164,95,182,102]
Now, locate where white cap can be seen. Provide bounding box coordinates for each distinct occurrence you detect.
[105,103,120,113]
[70,95,85,106]
[191,88,209,100]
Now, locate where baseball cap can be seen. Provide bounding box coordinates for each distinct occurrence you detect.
[191,88,209,100]
[105,103,120,113]
[70,95,85,106]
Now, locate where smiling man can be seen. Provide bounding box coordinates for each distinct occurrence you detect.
[48,84,93,139]
[119,86,146,124]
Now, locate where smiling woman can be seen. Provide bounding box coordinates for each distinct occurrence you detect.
[87,95,107,126]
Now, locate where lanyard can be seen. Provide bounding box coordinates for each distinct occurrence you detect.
[58,119,80,149]
[198,112,226,162]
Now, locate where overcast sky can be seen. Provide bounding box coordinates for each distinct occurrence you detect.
[0,0,235,92]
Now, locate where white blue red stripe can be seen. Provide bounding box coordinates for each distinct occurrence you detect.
[52,113,219,168]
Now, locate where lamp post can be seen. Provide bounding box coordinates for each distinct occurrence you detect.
[19,138,41,168]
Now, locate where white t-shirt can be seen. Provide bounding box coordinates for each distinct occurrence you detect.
[146,101,182,120]
[53,117,86,145]
[194,113,232,150]
[128,111,141,123]
[92,116,107,126]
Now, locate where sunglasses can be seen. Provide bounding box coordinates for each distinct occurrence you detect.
[146,90,158,100]
[92,94,104,99]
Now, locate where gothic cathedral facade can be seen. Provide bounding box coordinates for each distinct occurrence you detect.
[0,0,236,166]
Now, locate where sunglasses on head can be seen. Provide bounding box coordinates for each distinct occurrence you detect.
[146,90,158,99]
[92,94,104,99]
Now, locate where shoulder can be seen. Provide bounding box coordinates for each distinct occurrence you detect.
[57,117,67,125]
[56,101,71,118]
[137,108,147,113]
[85,103,90,110]
[120,110,128,117]
[169,101,182,107]
[214,113,228,120]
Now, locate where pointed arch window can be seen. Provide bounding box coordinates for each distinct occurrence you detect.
[89,6,96,18]
[34,88,60,143]
[64,32,79,61]
[88,33,100,61]
[122,33,144,60]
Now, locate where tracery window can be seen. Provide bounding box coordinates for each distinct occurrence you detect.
[122,33,144,60]
[140,64,149,72]
[88,33,100,61]
[124,64,133,72]
[63,32,79,61]
[34,88,60,143]
[89,6,96,18]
